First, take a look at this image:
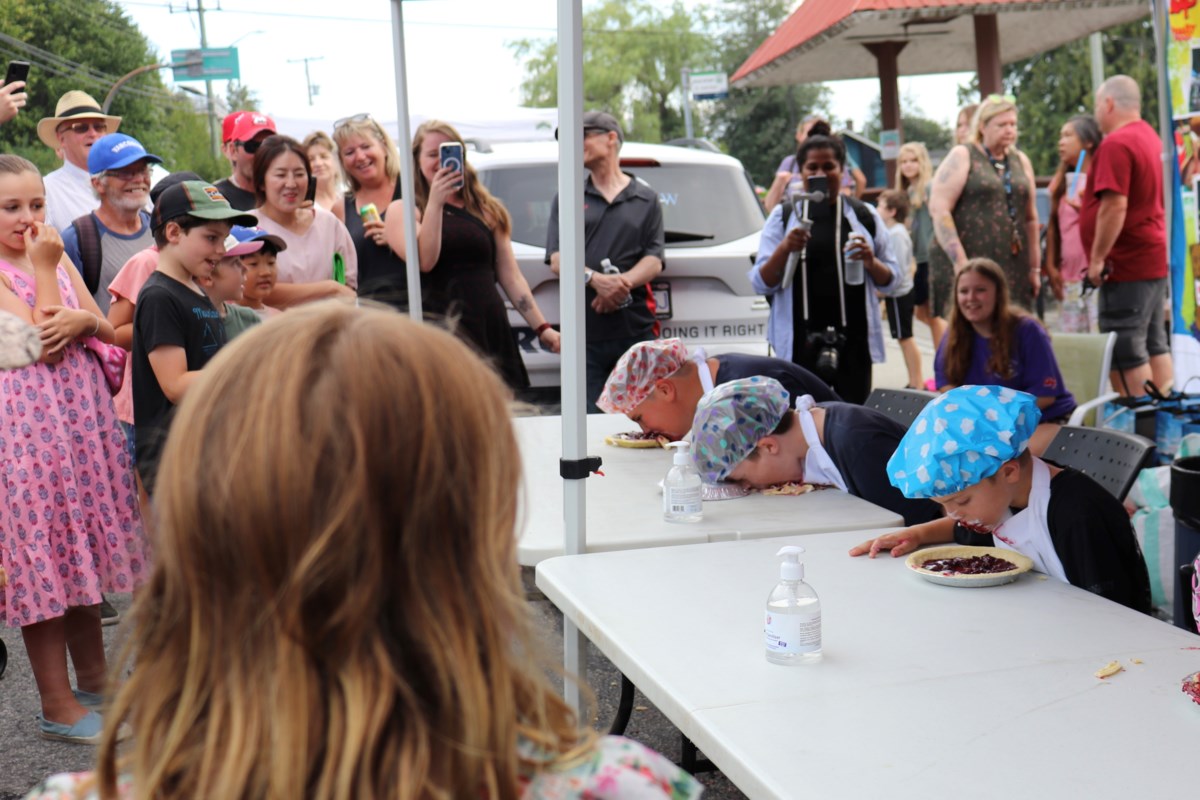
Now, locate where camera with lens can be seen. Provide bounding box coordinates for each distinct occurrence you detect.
[805,325,845,382]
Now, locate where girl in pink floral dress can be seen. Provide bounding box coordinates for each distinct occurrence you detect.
[0,155,145,744]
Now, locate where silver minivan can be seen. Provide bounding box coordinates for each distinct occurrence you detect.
[471,141,770,387]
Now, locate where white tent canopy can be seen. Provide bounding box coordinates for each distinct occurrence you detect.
[272,107,559,146]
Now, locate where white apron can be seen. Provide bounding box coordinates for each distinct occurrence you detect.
[796,394,848,492]
[990,457,1067,581]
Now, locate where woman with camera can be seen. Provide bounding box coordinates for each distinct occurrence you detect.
[384,121,560,392]
[934,257,1075,455]
[749,132,903,404]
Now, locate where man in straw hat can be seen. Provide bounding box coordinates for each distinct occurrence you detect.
[38,89,121,232]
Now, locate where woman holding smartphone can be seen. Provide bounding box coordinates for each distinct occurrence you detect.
[384,120,560,391]
[251,135,357,309]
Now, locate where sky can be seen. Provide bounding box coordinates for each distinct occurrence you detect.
[113,0,973,136]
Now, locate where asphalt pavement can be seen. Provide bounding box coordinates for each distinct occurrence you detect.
[0,324,948,799]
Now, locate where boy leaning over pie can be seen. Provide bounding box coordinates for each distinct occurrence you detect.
[850,385,1152,614]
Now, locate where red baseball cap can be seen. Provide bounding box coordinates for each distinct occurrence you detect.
[222,111,248,143]
[230,112,276,143]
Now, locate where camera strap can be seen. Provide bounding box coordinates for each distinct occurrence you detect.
[800,193,848,329]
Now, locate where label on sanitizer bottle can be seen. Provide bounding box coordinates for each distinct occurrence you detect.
[765,610,821,654]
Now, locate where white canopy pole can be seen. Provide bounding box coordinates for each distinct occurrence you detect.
[557,0,588,709]
[389,0,423,321]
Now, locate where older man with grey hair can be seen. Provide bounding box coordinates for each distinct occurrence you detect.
[1080,74,1171,396]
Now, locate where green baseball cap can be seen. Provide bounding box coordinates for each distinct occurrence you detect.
[151,180,258,231]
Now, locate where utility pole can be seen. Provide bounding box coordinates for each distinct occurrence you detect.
[289,57,324,106]
[196,0,218,159]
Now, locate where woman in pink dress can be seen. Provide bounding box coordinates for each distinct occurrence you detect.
[1044,115,1103,332]
[0,155,146,744]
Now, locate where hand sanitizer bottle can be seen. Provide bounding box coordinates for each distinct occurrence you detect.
[663,441,702,523]
[765,546,821,664]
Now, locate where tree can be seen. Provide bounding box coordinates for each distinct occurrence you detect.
[1002,19,1158,175]
[509,0,716,143]
[226,81,260,113]
[863,94,953,154]
[0,0,223,179]
[706,0,830,186]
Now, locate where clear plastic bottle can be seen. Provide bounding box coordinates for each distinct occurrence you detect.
[765,546,822,664]
[843,234,865,286]
[601,258,633,308]
[662,441,702,523]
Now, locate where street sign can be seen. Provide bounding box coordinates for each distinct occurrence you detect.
[170,47,240,81]
[690,70,728,100]
[880,129,901,160]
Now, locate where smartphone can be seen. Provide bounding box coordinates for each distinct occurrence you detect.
[4,61,29,87]
[439,142,464,188]
[804,174,829,200]
[304,175,318,205]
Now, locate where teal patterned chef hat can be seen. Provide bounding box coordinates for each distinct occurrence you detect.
[689,377,791,484]
[887,385,1041,499]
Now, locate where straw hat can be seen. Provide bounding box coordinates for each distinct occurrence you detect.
[37,90,122,150]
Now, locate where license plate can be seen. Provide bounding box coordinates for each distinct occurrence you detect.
[651,279,672,320]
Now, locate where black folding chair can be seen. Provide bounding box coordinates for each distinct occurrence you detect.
[863,388,937,428]
[1182,562,1198,635]
[1042,425,1156,502]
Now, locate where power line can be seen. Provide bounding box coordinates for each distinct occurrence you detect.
[0,34,176,103]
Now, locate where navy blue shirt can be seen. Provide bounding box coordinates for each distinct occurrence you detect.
[714,353,840,403]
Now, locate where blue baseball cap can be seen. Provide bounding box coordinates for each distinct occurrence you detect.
[88,133,163,175]
[229,225,287,254]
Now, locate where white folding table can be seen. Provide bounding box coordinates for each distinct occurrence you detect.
[537,530,1200,799]
[515,414,905,566]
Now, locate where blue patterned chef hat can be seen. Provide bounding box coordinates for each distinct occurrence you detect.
[887,385,1041,499]
[690,377,791,484]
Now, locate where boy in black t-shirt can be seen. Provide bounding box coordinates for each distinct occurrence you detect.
[850,385,1152,613]
[132,181,256,493]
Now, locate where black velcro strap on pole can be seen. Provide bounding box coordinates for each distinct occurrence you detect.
[560,456,603,480]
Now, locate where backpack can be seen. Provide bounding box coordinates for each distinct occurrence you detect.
[71,214,103,296]
[780,193,876,240]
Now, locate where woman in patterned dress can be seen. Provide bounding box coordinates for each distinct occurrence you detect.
[929,96,1041,325]
[0,155,145,743]
[25,304,698,799]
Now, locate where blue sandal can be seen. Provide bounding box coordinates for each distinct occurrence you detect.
[37,710,103,744]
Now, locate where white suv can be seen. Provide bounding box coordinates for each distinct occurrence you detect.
[471,141,770,387]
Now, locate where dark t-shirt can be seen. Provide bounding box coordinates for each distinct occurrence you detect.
[132,271,227,491]
[344,182,408,309]
[545,173,665,341]
[954,466,1152,613]
[1079,119,1166,282]
[820,403,942,526]
[714,353,840,403]
[213,178,257,212]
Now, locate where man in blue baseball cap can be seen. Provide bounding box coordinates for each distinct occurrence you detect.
[850,385,1151,613]
[61,132,164,314]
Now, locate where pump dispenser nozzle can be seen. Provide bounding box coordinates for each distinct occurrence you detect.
[776,545,805,581]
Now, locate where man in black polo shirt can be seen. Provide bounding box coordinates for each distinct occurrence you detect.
[546,110,665,411]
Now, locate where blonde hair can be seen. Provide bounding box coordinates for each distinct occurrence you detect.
[894,142,932,210]
[96,304,592,799]
[412,120,512,237]
[332,116,402,193]
[971,98,1018,145]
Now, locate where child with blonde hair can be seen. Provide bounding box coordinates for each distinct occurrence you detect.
[28,304,698,798]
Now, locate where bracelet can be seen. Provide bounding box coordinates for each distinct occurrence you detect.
[535,322,553,337]
[88,314,100,337]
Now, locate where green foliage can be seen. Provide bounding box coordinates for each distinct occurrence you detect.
[706,0,829,186]
[1003,19,1158,175]
[0,0,222,179]
[862,95,953,154]
[226,81,260,113]
[510,0,717,143]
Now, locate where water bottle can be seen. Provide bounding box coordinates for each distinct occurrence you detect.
[601,258,633,308]
[843,234,865,286]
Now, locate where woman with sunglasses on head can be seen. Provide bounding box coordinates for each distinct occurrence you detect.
[332,114,410,310]
[929,95,1040,327]
[385,121,560,391]
[1044,115,1103,332]
[251,135,357,309]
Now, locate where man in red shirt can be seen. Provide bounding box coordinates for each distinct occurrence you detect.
[1080,75,1171,396]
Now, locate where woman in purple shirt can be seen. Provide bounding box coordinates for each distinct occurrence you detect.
[934,257,1075,455]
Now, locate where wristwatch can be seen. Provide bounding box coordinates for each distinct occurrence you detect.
[583,270,593,285]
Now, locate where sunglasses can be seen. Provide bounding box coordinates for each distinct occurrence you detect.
[334,113,373,129]
[584,127,610,139]
[59,120,108,135]
[238,138,265,154]
[985,93,1017,105]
